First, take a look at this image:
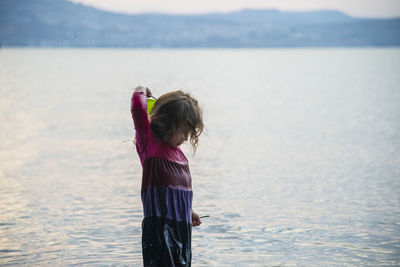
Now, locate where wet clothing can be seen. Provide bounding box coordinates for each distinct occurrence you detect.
[131,91,192,267]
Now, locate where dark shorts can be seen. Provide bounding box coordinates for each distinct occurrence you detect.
[142,216,192,267]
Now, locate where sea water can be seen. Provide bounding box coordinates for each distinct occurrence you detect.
[0,48,399,266]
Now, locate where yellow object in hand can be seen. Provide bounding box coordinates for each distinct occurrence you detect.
[147,98,156,115]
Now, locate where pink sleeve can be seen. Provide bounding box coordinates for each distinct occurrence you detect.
[131,91,151,161]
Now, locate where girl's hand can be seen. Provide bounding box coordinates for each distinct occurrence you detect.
[134,85,152,98]
[192,211,202,227]
[145,87,152,98]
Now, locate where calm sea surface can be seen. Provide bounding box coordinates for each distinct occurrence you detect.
[0,48,399,266]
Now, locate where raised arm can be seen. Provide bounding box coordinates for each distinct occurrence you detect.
[131,86,153,161]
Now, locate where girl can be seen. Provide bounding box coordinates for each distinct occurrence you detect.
[130,85,204,266]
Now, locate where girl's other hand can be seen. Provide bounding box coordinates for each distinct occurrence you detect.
[192,211,202,227]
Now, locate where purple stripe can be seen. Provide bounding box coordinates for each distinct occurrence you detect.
[141,186,193,223]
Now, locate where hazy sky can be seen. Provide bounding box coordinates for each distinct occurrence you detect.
[69,0,400,18]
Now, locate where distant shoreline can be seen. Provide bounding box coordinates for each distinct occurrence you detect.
[1,0,399,47]
[1,46,400,49]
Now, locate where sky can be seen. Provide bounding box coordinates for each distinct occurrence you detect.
[69,0,400,18]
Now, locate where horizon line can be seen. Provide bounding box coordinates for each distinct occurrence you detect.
[67,3,400,19]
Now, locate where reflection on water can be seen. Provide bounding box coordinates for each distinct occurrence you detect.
[1,48,399,266]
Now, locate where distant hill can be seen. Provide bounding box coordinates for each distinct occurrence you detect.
[1,0,399,47]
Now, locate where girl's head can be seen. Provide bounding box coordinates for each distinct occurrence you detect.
[149,90,203,152]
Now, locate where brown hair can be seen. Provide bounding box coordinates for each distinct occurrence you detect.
[149,90,203,153]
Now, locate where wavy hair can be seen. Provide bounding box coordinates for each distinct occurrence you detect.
[149,90,203,153]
